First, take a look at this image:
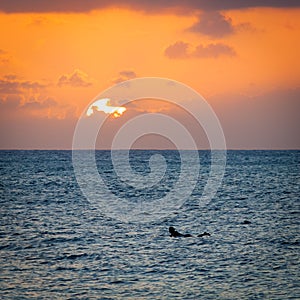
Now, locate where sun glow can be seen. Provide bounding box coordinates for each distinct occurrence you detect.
[86,98,126,118]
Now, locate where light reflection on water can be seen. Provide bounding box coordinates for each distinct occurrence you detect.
[0,150,299,299]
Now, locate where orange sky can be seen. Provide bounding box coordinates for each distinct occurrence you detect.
[0,2,299,149]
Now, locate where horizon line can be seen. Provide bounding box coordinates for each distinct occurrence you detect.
[0,148,299,151]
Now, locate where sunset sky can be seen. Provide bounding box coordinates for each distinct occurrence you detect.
[0,1,299,149]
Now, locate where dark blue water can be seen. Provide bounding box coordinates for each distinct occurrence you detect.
[0,150,299,299]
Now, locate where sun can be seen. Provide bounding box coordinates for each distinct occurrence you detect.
[86,98,126,118]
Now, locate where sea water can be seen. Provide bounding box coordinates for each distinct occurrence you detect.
[0,150,299,299]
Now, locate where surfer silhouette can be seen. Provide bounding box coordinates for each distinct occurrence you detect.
[169,226,210,238]
[169,226,192,237]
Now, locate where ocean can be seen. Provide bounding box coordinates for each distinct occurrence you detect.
[0,150,299,299]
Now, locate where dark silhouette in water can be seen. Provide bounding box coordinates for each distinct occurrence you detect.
[242,220,252,224]
[169,227,210,238]
[169,226,192,237]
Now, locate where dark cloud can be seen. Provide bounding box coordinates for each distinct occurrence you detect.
[188,12,234,38]
[165,41,236,59]
[194,43,236,57]
[57,69,93,87]
[0,0,299,13]
[188,12,255,38]
[164,41,190,59]
[0,76,46,94]
[113,70,137,84]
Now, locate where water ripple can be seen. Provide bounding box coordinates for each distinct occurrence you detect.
[0,150,299,299]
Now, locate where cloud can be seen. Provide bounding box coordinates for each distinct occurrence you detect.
[0,49,11,64]
[188,12,234,38]
[0,73,64,118]
[22,98,57,110]
[0,75,46,94]
[0,94,21,110]
[0,1,299,13]
[194,43,236,57]
[0,74,74,120]
[0,93,74,121]
[165,41,236,59]
[113,70,137,84]
[164,41,190,59]
[188,12,255,38]
[0,95,57,111]
[57,69,93,87]
[119,70,136,79]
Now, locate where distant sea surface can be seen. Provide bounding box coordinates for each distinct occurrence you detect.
[0,150,299,299]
